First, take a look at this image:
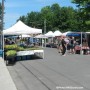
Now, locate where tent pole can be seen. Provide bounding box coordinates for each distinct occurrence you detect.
[42,38,43,48]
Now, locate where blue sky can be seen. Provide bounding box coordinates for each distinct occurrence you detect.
[0,0,77,29]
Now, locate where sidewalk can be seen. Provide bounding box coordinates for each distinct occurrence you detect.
[0,57,17,90]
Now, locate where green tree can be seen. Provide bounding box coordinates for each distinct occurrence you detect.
[26,12,42,28]
[72,0,90,31]
[56,6,78,32]
[17,15,27,24]
[41,6,54,32]
[51,3,61,31]
[17,3,80,32]
[64,7,79,32]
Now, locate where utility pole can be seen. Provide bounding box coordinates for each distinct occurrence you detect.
[78,5,83,54]
[2,0,4,29]
[1,0,4,58]
[44,19,46,47]
[44,19,46,34]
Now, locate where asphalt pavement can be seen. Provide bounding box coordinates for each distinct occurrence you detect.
[7,47,90,90]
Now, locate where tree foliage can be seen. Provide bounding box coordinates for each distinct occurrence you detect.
[17,3,89,33]
[72,0,90,31]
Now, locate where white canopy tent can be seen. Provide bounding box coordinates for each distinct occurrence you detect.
[53,30,62,36]
[19,34,31,38]
[86,32,90,34]
[35,34,48,47]
[45,31,55,46]
[35,34,48,39]
[45,31,55,37]
[3,20,42,35]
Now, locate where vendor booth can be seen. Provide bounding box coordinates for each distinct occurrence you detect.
[66,32,89,55]
[2,21,44,65]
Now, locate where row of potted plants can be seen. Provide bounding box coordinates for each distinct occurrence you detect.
[4,44,43,65]
[4,44,24,58]
[4,44,42,59]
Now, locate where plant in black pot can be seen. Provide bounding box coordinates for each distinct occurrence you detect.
[4,44,17,51]
[5,50,17,65]
[4,44,17,59]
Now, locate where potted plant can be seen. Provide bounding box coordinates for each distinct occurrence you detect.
[6,50,17,57]
[4,44,17,51]
[5,50,17,65]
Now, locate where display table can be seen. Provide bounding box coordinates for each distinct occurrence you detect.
[17,50,44,59]
[17,51,34,56]
[75,45,80,54]
[33,50,44,59]
[75,45,81,50]
[75,45,89,54]
[82,46,89,50]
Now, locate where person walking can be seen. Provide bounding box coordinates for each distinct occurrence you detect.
[61,36,66,56]
[57,37,62,53]
[70,37,75,54]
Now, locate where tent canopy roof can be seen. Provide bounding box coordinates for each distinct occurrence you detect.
[53,30,62,36]
[35,34,48,38]
[3,20,42,35]
[45,31,55,37]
